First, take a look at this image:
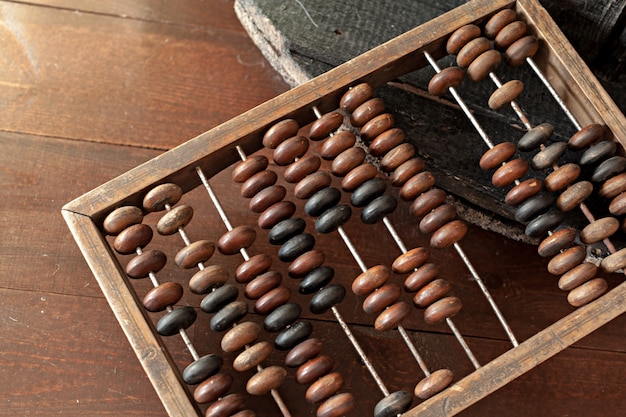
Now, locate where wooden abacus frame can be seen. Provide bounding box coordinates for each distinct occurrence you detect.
[62,0,626,416]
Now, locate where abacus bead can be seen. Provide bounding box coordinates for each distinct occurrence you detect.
[599,247,626,273]
[331,147,366,176]
[581,217,620,244]
[505,178,542,206]
[320,131,356,160]
[488,79,524,110]
[340,83,374,112]
[484,8,517,39]
[456,37,491,68]
[492,158,528,187]
[598,172,626,198]
[547,246,586,275]
[126,250,167,278]
[205,393,245,417]
[113,223,153,254]
[446,24,480,54]
[309,111,343,140]
[175,240,215,269]
[247,366,287,396]
[297,354,334,384]
[200,284,238,313]
[430,220,467,248]
[295,172,333,199]
[579,140,617,166]
[233,341,273,372]
[391,157,426,187]
[370,128,406,157]
[183,354,223,385]
[103,206,143,235]
[423,296,462,324]
[556,181,593,212]
[156,306,197,336]
[263,119,299,149]
[143,282,184,312]
[350,97,385,127]
[559,262,598,291]
[420,204,457,234]
[400,171,436,201]
[255,286,291,314]
[515,193,554,223]
[194,373,233,404]
[374,301,411,331]
[567,278,608,307]
[413,278,452,308]
[286,338,324,367]
[143,183,183,212]
[236,253,272,283]
[265,302,302,332]
[269,218,306,246]
[353,265,391,296]
[363,283,402,315]
[591,156,626,183]
[414,369,454,400]
[273,135,309,165]
[157,205,193,235]
[479,142,517,170]
[232,155,268,183]
[568,123,605,150]
[310,284,346,314]
[231,410,255,417]
[284,156,322,183]
[210,301,248,332]
[380,142,415,172]
[241,170,278,198]
[361,113,395,142]
[341,164,378,191]
[361,195,397,224]
[221,321,261,352]
[218,225,256,255]
[494,20,527,50]
[537,228,577,258]
[467,50,501,82]
[306,372,343,404]
[392,247,430,274]
[317,393,357,417]
[300,266,335,295]
[531,142,567,170]
[249,185,286,213]
[505,35,539,66]
[288,249,325,278]
[610,192,626,215]
[352,177,387,207]
[374,390,413,417]
[258,201,296,229]
[428,67,465,96]
[525,211,563,238]
[517,122,554,151]
[245,270,282,299]
[278,233,316,262]
[544,163,580,192]
[306,187,342,217]
[275,320,313,350]
[405,263,439,292]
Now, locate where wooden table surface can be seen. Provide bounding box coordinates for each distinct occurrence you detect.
[1,1,625,416]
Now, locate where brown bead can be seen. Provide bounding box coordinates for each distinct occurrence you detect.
[341,164,378,192]
[400,171,436,201]
[567,278,608,307]
[142,282,184,312]
[350,97,385,127]
[235,253,272,283]
[320,131,356,160]
[494,20,527,50]
[488,80,524,110]
[568,123,605,150]
[446,24,480,54]
[231,410,255,417]
[295,172,332,199]
[467,50,501,82]
[362,283,402,315]
[547,246,586,275]
[175,240,215,269]
[370,127,405,157]
[241,169,278,198]
[391,157,426,187]
[205,393,245,417]
[309,112,343,140]
[288,249,325,278]
[297,354,334,385]
[556,181,593,212]
[286,338,324,367]
[380,142,415,173]
[157,205,193,235]
[218,225,256,255]
[317,393,356,417]
[125,250,167,278]
[284,156,322,183]
[537,228,577,258]
[306,372,343,404]
[249,185,286,213]
[103,206,143,235]
[600,247,626,273]
[273,135,309,166]
[505,35,539,66]
[194,373,233,404]
[331,147,366,177]
[484,8,517,39]
[340,83,374,112]
[456,37,491,68]
[374,301,411,331]
[113,223,153,254]
[558,262,597,291]
[405,263,439,292]
[423,296,462,324]
[254,286,291,314]
[420,204,457,234]
[581,217,620,244]
[392,247,430,274]
[544,163,581,192]
[492,158,528,187]
[599,172,626,199]
[258,201,296,229]
[428,67,465,96]
[413,278,451,308]
[360,113,395,142]
[233,341,273,372]
[609,192,626,215]
[222,321,262,352]
[232,155,269,183]
[263,119,299,149]
[245,270,282,299]
[479,142,517,170]
[414,368,454,400]
[504,178,542,206]
[411,188,447,218]
[430,220,467,248]
[352,265,391,296]
[143,183,183,212]
[189,265,228,294]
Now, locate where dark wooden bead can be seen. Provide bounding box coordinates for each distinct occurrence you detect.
[410,188,448,218]
[392,247,430,274]
[532,142,567,170]
[320,131,356,160]
[556,181,593,212]
[205,393,245,417]
[515,193,554,223]
[296,354,334,384]
[581,217,619,244]
[467,50,501,81]
[317,393,356,417]
[278,233,315,262]
[547,245,586,275]
[245,270,282,300]
[600,247,626,273]
[331,146,366,177]
[423,296,462,324]
[414,368,454,400]
[494,20,527,50]
[143,183,183,212]
[361,195,397,224]
[103,206,143,235]
[420,203,457,234]
[275,320,313,351]
[306,372,343,404]
[262,119,299,149]
[249,185,286,213]
[350,97,385,127]
[310,284,346,314]
[269,218,307,245]
[218,225,256,255]
[235,253,272,283]
[558,262,597,291]
[143,282,184,312]
[374,390,413,417]
[175,240,215,269]
[264,302,302,332]
[517,122,554,151]
[309,111,343,140]
[201,284,239,313]
[580,140,617,166]
[391,157,425,187]
[428,67,465,96]
[479,142,517,170]
[404,263,439,292]
[157,204,193,235]
[361,113,395,142]
[191,265,229,295]
[369,127,405,157]
[430,220,467,248]
[113,223,153,254]
[284,156,321,183]
[446,24,480,54]
[505,178,543,206]
[156,306,197,336]
[544,163,580,192]
[413,278,452,308]
[233,341,273,372]
[246,366,287,396]
[598,172,626,198]
[352,177,387,207]
[610,192,626,215]
[210,301,247,332]
[363,283,402,315]
[302,265,338,295]
[340,83,374,112]
[488,80,524,110]
[341,163,379,191]
[295,172,332,199]
[492,158,528,187]
[380,142,415,172]
[286,338,324,367]
[125,249,167,278]
[221,321,261,353]
[254,286,291,315]
[258,201,296,229]
[305,187,342,216]
[232,155,268,183]
[352,265,390,296]
[505,35,539,66]
[288,249,325,278]
[230,410,255,417]
[374,301,411,331]
[525,211,564,238]
[484,9,517,39]
[537,228,577,258]
[568,123,605,150]
[456,36,491,68]
[240,169,277,198]
[273,135,309,166]
[400,171,435,201]
[591,156,626,183]
[193,373,233,404]
[567,278,608,307]
[183,354,223,385]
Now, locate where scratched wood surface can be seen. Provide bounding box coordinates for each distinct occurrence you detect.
[1,1,625,417]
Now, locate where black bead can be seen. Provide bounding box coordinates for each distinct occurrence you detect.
[351,177,387,207]
[591,156,626,182]
[361,195,397,224]
[315,205,352,234]
[264,302,302,332]
[517,122,553,151]
[274,321,313,351]
[310,284,346,314]
[525,211,564,238]
[200,284,239,314]
[182,354,223,385]
[268,218,306,245]
[579,140,616,166]
[299,266,335,294]
[515,193,554,223]
[156,306,197,336]
[278,233,316,262]
[305,187,342,216]
[210,301,247,332]
[374,390,413,417]
[531,142,567,170]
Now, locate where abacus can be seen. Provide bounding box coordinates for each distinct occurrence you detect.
[62,0,626,416]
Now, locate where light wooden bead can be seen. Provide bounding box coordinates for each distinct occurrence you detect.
[456,37,491,67]
[360,113,394,142]
[505,35,539,66]
[306,372,343,404]
[317,393,356,417]
[446,24,480,54]
[488,80,524,110]
[405,263,439,292]
[467,50,501,82]
[363,284,402,315]
[284,156,321,183]
[484,8,517,39]
[413,278,451,308]
[254,286,291,315]
[232,155,268,183]
[341,164,378,192]
[350,97,385,127]
[320,131,356,160]
[297,355,334,385]
[194,373,234,404]
[309,112,343,141]
[331,147,366,177]
[241,169,278,198]
[400,171,436,201]
[609,192,626,216]
[558,262,598,292]
[234,341,273,372]
[286,338,324,367]
[392,247,430,274]
[555,181,593,212]
[479,142,517,170]
[374,301,412,331]
[544,163,581,192]
[218,225,256,255]
[352,265,391,296]
[295,172,332,199]
[391,157,425,187]
[492,158,528,187]
[369,127,405,157]
[143,282,184,312]
[245,271,282,299]
[143,183,183,212]
[236,253,272,283]
[430,220,467,248]
[428,67,465,96]
[288,249,325,278]
[222,321,262,352]
[175,239,215,268]
[157,205,193,235]
[205,393,245,417]
[568,123,605,150]
[420,204,457,234]
[581,217,620,244]
[411,188,447,218]
[598,172,626,198]
[547,246,586,275]
[340,83,373,112]
[537,228,577,258]
[113,223,153,254]
[189,265,228,293]
[273,135,309,165]
[263,119,299,149]
[567,278,608,307]
[246,366,287,396]
[504,178,542,206]
[103,206,143,235]
[414,368,454,400]
[600,247,626,273]
[494,20,527,50]
[423,296,462,324]
[380,142,415,172]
